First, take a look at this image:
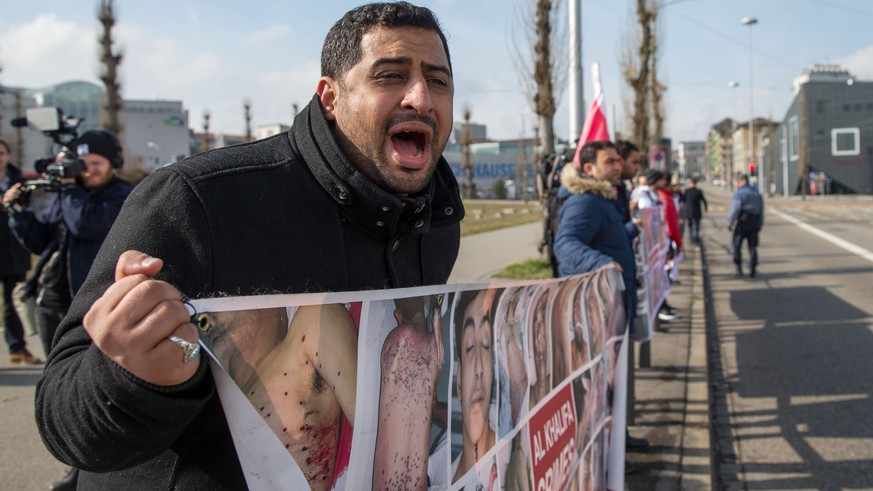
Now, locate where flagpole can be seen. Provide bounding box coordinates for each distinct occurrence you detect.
[572,62,609,164]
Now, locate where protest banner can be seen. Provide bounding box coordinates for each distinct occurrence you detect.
[191,266,628,490]
[635,206,672,340]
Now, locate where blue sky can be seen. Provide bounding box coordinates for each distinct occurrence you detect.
[1,0,871,144]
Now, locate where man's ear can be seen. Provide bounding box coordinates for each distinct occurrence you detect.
[581,161,595,176]
[316,77,338,122]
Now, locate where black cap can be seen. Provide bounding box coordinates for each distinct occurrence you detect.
[645,168,666,184]
[74,130,123,168]
[737,173,749,182]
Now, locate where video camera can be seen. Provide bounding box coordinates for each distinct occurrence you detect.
[11,107,85,201]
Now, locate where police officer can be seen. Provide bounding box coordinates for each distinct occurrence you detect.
[727,174,764,277]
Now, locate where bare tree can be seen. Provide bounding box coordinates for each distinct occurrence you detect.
[621,0,659,151]
[98,0,124,136]
[649,16,666,140]
[460,106,475,199]
[201,110,212,153]
[512,0,567,158]
[516,119,530,203]
[244,99,252,142]
[13,90,24,165]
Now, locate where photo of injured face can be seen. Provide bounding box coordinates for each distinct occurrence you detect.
[494,286,532,437]
[527,284,553,410]
[550,278,576,387]
[199,303,360,491]
[450,288,501,485]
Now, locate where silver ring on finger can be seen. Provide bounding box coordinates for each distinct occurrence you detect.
[168,335,201,363]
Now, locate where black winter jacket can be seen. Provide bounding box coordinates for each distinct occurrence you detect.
[35,96,464,490]
[8,175,133,298]
[0,164,32,276]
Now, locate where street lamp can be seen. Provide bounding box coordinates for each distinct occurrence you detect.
[146,140,162,170]
[741,16,758,190]
[728,80,740,188]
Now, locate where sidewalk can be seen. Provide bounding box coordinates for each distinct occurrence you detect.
[624,242,712,490]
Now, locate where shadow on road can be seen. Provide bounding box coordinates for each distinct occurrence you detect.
[726,287,873,489]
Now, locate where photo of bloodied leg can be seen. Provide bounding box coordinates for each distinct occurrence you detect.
[372,294,448,490]
[201,304,359,490]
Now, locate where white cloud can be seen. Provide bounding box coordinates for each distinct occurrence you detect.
[836,45,873,80]
[0,13,98,86]
[245,25,291,45]
[117,24,225,99]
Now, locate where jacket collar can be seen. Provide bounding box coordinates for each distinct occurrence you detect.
[290,95,463,240]
[559,164,615,200]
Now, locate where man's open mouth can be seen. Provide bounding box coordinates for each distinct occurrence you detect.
[391,130,426,158]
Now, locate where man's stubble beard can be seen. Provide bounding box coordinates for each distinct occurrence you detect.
[331,118,445,196]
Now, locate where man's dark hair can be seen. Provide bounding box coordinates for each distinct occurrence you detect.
[577,140,615,166]
[0,136,10,154]
[614,140,639,160]
[321,2,452,81]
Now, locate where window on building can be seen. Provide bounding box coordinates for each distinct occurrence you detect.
[832,128,860,156]
[789,116,799,161]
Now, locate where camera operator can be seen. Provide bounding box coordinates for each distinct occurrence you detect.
[3,129,132,489]
[0,137,40,365]
[3,129,133,347]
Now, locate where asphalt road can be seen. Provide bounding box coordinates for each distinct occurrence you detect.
[0,334,66,490]
[702,186,873,489]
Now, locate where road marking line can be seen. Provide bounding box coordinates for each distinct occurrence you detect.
[773,209,873,264]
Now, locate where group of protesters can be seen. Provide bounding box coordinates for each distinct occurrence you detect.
[545,137,717,472]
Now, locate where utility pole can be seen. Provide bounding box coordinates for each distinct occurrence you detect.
[568,0,583,143]
[742,17,758,189]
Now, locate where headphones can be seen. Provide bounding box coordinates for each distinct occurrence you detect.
[78,129,124,169]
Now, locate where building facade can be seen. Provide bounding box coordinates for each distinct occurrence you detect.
[706,118,735,183]
[676,140,706,178]
[770,65,873,195]
[0,81,189,176]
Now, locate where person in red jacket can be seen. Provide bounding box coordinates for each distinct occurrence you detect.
[656,180,682,254]
[645,170,679,322]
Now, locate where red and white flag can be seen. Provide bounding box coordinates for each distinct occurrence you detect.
[572,62,609,164]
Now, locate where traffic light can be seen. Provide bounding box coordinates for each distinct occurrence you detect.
[749,164,757,176]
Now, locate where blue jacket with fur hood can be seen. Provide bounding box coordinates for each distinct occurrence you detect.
[553,164,636,318]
